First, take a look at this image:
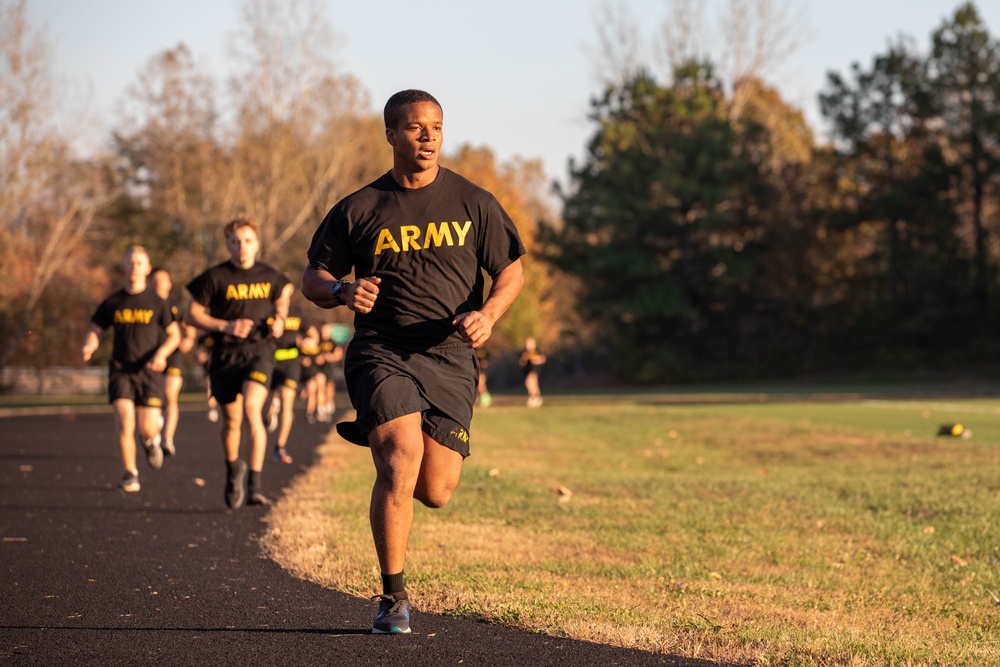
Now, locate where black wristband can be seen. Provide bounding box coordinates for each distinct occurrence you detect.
[331,279,351,305]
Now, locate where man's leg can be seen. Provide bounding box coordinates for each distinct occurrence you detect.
[113,398,138,474]
[274,384,297,460]
[136,405,161,444]
[220,395,247,509]
[414,436,463,508]
[242,380,271,504]
[163,373,183,451]
[368,413,424,576]
[220,396,244,462]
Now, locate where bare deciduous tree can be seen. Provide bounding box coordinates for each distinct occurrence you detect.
[720,0,807,123]
[588,0,648,88]
[116,43,231,270]
[227,0,382,263]
[0,0,116,369]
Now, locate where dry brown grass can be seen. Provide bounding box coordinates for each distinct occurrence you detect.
[261,399,1000,666]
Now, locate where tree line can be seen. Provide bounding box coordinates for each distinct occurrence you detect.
[545,2,1000,381]
[0,0,557,379]
[1,0,998,384]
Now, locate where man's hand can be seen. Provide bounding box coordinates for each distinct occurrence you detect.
[146,353,168,372]
[270,317,285,339]
[453,310,495,349]
[229,318,255,338]
[345,277,381,313]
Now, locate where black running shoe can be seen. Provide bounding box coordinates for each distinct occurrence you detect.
[371,594,411,634]
[247,489,271,506]
[225,460,248,509]
[162,438,176,457]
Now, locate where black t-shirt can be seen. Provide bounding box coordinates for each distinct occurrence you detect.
[307,168,525,349]
[157,295,183,341]
[275,306,308,350]
[186,261,291,349]
[91,287,173,366]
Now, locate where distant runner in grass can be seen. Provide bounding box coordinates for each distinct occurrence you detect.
[519,336,546,408]
[186,217,293,510]
[302,89,524,635]
[82,245,181,493]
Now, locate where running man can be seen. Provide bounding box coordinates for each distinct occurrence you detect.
[151,267,198,456]
[317,324,344,422]
[267,305,313,464]
[302,89,524,634]
[519,337,546,408]
[82,245,181,492]
[186,217,293,509]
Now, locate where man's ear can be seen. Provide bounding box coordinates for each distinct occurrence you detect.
[385,128,395,146]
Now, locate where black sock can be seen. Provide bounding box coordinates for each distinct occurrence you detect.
[226,459,240,475]
[248,470,261,490]
[382,571,406,599]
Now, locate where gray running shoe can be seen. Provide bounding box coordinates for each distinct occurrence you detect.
[225,460,248,509]
[162,438,176,457]
[119,471,140,493]
[145,440,163,469]
[371,595,412,634]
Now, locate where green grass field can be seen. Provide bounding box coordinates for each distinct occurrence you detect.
[264,390,1000,667]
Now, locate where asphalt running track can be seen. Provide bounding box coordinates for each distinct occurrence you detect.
[0,407,739,666]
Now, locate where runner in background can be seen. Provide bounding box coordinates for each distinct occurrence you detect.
[151,267,198,457]
[267,305,313,464]
[82,245,180,492]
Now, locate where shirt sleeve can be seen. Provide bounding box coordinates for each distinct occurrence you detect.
[307,203,354,278]
[91,299,113,330]
[478,196,526,278]
[185,271,211,306]
[158,299,174,330]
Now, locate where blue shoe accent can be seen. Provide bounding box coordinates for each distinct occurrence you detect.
[371,595,411,634]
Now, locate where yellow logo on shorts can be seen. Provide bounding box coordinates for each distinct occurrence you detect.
[449,428,470,444]
[249,371,268,384]
[148,398,163,407]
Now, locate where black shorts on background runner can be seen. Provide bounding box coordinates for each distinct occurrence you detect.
[272,357,302,391]
[344,337,477,458]
[108,361,166,408]
[209,343,276,405]
[165,349,184,378]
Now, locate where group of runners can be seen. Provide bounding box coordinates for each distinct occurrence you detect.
[84,219,344,507]
[83,89,526,635]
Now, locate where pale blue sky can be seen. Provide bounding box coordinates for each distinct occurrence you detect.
[26,0,1000,190]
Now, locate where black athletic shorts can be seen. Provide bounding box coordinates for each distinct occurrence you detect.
[300,360,319,384]
[209,343,275,405]
[107,361,166,408]
[272,356,302,391]
[165,349,184,376]
[344,336,478,458]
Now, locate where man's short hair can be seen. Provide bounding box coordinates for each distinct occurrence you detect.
[384,89,441,130]
[224,216,258,238]
[125,244,149,261]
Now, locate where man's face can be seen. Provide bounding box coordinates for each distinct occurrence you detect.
[152,270,172,299]
[227,226,259,268]
[124,250,150,284]
[386,101,443,174]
